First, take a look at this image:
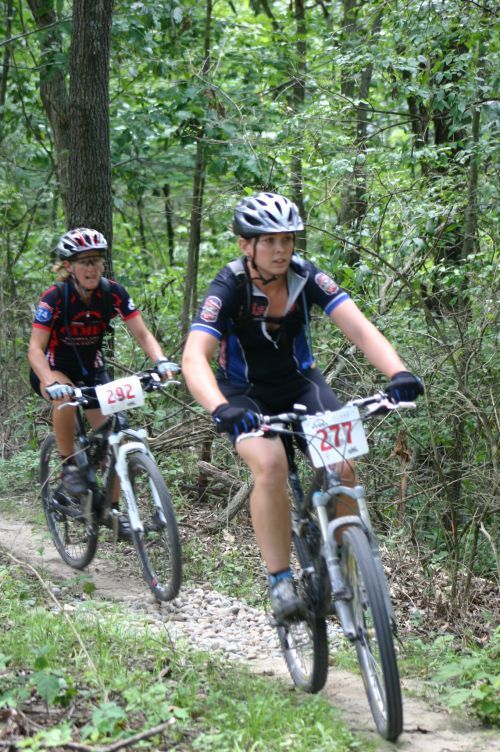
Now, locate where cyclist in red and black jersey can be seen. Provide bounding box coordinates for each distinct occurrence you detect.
[28,228,173,515]
[182,193,424,621]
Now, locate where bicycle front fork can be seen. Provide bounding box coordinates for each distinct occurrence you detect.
[312,485,396,639]
[108,430,164,533]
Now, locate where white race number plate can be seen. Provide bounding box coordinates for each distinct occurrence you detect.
[302,406,369,468]
[95,375,145,416]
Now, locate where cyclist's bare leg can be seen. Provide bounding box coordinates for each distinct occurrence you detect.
[334,459,358,542]
[43,371,75,457]
[86,409,121,505]
[236,435,291,573]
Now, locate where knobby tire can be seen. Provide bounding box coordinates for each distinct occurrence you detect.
[277,528,329,693]
[39,433,98,569]
[126,452,182,601]
[341,526,403,741]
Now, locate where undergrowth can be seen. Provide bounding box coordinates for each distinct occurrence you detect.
[0,557,364,751]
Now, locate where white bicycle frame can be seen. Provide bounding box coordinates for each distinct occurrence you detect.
[107,428,167,533]
[61,378,179,534]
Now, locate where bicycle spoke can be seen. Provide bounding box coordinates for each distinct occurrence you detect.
[40,434,98,569]
[341,526,402,741]
[127,452,182,601]
[277,527,329,693]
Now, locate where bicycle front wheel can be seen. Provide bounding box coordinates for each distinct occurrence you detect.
[126,452,182,601]
[40,434,98,569]
[341,526,403,741]
[277,529,329,693]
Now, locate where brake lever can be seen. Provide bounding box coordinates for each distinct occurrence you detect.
[365,399,416,416]
[58,399,88,409]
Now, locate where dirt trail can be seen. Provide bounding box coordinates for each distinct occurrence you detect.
[1,513,498,752]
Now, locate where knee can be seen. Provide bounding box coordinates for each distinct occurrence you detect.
[250,449,288,488]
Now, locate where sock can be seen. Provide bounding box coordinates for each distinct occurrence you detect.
[268,568,293,587]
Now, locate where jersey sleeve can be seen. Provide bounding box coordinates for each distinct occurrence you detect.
[190,267,239,341]
[304,261,350,315]
[108,280,141,322]
[32,285,62,331]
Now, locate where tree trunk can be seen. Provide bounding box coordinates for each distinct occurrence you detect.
[68,0,114,262]
[0,0,14,132]
[462,40,485,261]
[338,6,383,264]
[290,0,307,252]
[163,184,175,265]
[26,0,71,219]
[180,0,212,338]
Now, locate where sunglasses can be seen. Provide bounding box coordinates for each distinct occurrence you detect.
[74,257,105,268]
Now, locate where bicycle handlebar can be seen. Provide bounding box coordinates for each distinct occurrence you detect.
[56,368,180,409]
[254,391,416,431]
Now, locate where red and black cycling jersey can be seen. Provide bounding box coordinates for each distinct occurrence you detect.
[32,278,140,377]
[190,255,349,388]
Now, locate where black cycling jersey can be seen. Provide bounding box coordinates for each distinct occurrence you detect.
[32,278,140,378]
[190,255,349,388]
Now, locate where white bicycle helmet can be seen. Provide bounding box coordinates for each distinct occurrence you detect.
[55,228,108,259]
[233,192,304,237]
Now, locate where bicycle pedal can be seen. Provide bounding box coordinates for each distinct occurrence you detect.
[268,613,280,628]
[268,610,307,628]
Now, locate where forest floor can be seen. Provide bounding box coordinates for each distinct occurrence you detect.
[0,508,498,752]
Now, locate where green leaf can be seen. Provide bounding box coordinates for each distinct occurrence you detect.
[32,671,64,706]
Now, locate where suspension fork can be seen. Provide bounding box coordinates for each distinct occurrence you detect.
[314,483,397,633]
[108,429,166,533]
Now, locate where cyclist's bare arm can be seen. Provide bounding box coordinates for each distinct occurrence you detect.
[124,313,168,366]
[182,330,228,413]
[28,327,72,397]
[329,298,406,378]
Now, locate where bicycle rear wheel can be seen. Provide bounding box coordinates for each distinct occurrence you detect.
[277,527,329,693]
[40,434,98,569]
[126,452,182,601]
[340,526,403,741]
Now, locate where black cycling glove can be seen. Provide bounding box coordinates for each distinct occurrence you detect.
[212,404,259,437]
[386,371,424,403]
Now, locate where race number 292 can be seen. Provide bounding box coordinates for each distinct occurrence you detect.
[95,375,145,415]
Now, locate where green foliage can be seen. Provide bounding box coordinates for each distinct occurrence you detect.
[16,724,73,752]
[81,702,128,742]
[0,448,39,496]
[0,558,359,750]
[0,0,497,654]
[402,630,500,726]
[182,531,265,606]
[432,629,500,726]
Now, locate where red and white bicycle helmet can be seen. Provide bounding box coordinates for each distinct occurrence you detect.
[55,228,108,260]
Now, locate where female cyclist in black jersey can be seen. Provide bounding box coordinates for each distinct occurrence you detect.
[28,228,174,535]
[182,193,423,621]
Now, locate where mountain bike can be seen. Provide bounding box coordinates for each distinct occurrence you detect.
[39,369,182,602]
[239,392,415,741]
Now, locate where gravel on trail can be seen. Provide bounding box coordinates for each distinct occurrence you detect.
[1,514,498,752]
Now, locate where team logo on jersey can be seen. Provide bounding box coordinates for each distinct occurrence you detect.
[200,296,222,323]
[315,273,339,295]
[34,302,53,324]
[128,297,136,311]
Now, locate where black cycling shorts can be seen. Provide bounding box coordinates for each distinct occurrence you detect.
[29,367,111,411]
[218,367,342,449]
